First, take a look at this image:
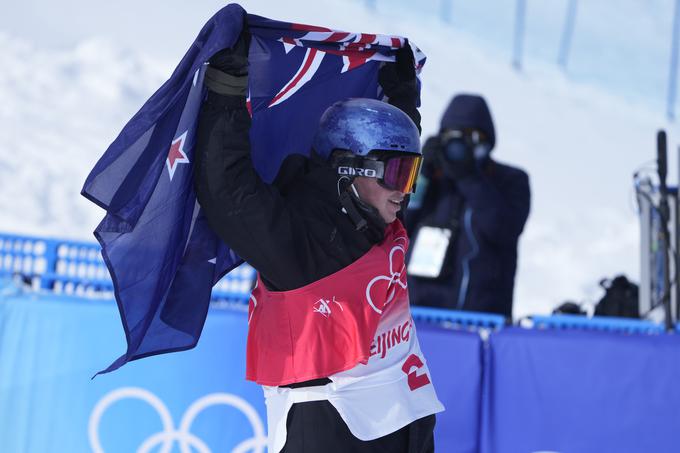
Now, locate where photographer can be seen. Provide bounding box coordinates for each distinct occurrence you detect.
[405,94,530,318]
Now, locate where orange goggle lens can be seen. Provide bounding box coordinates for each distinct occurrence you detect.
[380,155,423,193]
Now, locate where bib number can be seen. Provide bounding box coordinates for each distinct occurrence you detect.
[402,354,431,391]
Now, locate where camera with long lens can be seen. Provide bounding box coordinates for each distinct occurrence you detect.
[436,128,489,179]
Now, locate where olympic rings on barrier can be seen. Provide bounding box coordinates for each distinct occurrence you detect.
[88,387,267,453]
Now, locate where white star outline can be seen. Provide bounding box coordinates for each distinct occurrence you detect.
[166,131,190,180]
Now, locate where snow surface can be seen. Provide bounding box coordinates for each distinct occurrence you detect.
[1,0,677,318]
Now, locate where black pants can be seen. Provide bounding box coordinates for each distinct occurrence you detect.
[280,400,436,453]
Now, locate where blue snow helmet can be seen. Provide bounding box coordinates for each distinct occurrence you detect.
[313,98,422,193]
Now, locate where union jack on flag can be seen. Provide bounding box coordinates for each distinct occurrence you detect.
[81,3,426,374]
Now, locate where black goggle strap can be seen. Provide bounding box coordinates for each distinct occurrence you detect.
[339,188,368,231]
[336,173,369,231]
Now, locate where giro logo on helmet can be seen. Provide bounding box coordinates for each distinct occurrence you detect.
[338,166,378,177]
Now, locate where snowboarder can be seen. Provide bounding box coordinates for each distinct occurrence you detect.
[193,29,443,453]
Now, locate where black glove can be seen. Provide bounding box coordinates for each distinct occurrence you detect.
[379,45,416,99]
[208,30,251,76]
[205,30,250,96]
[379,43,421,133]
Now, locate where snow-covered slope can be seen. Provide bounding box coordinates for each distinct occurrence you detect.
[0,33,170,238]
[0,0,675,317]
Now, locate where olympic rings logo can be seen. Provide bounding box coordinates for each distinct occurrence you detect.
[365,236,408,314]
[89,387,267,453]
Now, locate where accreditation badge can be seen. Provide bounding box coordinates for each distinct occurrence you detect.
[407,226,451,278]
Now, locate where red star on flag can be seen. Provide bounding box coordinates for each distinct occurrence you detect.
[166,131,190,180]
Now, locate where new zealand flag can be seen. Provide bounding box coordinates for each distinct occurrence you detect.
[81,3,426,374]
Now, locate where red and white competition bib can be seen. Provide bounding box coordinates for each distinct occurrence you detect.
[247,221,411,385]
[246,221,444,451]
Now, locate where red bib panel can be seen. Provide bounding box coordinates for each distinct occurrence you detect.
[246,221,409,386]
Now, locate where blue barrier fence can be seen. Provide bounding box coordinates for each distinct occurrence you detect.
[2,232,679,452]
[1,231,671,333]
[0,232,508,329]
[0,232,255,304]
[1,280,679,453]
[529,313,666,335]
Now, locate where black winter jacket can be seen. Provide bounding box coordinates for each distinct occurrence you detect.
[193,92,386,293]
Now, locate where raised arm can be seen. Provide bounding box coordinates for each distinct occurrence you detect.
[193,34,306,290]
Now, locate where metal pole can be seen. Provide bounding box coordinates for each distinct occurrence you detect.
[667,0,680,120]
[638,179,652,317]
[512,0,527,70]
[675,183,680,324]
[657,130,673,330]
[558,0,578,69]
[676,146,680,321]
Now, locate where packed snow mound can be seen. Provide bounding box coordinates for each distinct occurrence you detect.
[0,0,677,317]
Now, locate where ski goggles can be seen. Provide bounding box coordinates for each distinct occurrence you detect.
[332,153,423,193]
